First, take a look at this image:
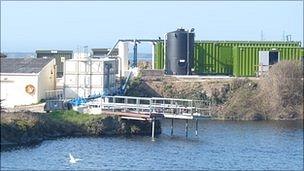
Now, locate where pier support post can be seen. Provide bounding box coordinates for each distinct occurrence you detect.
[170,118,174,136]
[195,119,198,136]
[185,119,189,138]
[151,118,155,141]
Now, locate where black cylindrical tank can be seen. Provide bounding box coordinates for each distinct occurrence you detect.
[165,28,195,75]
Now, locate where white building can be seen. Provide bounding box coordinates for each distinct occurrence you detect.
[64,57,118,99]
[0,58,56,107]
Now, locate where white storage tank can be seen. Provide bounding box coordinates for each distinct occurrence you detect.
[64,57,118,99]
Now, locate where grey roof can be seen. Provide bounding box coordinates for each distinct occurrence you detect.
[92,48,118,56]
[36,50,73,54]
[0,58,53,74]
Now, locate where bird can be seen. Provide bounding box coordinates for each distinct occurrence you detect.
[69,153,81,164]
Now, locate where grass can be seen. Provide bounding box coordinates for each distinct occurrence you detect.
[48,110,106,125]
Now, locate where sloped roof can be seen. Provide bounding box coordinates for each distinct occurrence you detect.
[0,58,53,74]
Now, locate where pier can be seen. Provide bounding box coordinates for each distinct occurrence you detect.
[74,96,211,139]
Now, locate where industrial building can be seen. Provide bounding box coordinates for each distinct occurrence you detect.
[92,48,119,57]
[153,28,304,77]
[0,58,56,107]
[36,50,73,77]
[63,57,118,99]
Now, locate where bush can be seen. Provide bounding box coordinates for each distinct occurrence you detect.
[258,60,303,119]
[217,61,303,120]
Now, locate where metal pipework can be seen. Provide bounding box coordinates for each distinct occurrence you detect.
[132,40,138,68]
[163,33,167,71]
[107,39,164,57]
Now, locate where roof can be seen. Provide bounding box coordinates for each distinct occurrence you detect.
[36,50,73,54]
[0,58,53,74]
[91,48,118,56]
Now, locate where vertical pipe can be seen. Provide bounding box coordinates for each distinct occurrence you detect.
[164,33,167,70]
[185,119,189,138]
[187,30,190,75]
[195,119,198,136]
[63,60,66,100]
[133,41,137,68]
[152,118,155,141]
[171,118,174,136]
[152,42,155,69]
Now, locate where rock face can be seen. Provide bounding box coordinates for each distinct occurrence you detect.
[0,111,161,150]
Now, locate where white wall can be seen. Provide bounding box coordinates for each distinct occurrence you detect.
[64,58,117,99]
[0,59,56,107]
[37,59,56,100]
[118,42,129,77]
[0,74,39,107]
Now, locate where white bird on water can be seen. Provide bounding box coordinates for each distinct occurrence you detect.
[69,153,81,164]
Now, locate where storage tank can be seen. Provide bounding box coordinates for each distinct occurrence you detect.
[165,28,195,75]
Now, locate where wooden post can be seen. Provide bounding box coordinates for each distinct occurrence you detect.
[195,119,198,136]
[185,119,189,138]
[151,118,155,141]
[171,118,174,136]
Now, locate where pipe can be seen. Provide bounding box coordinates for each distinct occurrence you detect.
[133,39,137,68]
[107,39,164,57]
[187,30,190,75]
[151,42,155,69]
[163,33,167,71]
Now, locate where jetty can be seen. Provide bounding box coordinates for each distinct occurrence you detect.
[74,96,212,139]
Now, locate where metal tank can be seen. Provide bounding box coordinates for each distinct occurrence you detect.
[165,28,195,75]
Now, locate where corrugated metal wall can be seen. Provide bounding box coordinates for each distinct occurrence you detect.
[154,43,164,70]
[233,46,304,77]
[194,42,234,75]
[154,41,303,76]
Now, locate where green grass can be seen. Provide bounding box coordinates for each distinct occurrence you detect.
[48,110,105,125]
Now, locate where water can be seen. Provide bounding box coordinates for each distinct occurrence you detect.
[1,120,303,170]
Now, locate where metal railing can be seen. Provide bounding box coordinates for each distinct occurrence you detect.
[45,90,64,100]
[85,96,211,119]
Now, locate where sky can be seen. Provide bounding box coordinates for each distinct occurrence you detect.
[1,1,303,53]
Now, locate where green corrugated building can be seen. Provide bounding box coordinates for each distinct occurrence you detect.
[154,41,304,77]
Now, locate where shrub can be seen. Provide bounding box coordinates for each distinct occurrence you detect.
[259,60,303,119]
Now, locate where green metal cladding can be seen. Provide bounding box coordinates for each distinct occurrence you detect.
[233,46,304,77]
[154,42,164,70]
[153,41,303,77]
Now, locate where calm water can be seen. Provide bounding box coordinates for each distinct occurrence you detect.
[1,120,303,170]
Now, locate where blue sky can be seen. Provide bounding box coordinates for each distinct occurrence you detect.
[1,1,303,53]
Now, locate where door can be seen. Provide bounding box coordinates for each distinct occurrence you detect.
[269,51,279,66]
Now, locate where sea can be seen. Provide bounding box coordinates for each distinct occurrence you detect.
[1,119,303,170]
